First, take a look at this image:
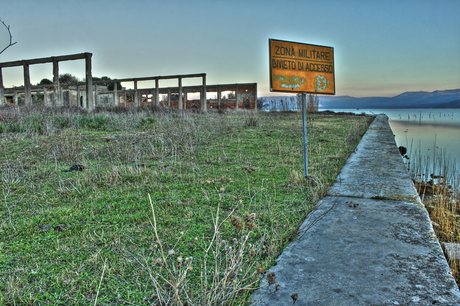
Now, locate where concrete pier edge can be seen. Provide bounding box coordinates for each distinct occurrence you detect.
[251,114,460,305]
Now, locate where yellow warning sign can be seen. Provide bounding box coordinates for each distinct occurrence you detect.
[269,39,335,94]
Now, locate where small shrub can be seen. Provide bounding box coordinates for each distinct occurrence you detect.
[77,115,110,130]
[244,113,258,127]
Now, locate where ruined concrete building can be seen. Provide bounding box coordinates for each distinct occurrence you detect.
[0,52,257,110]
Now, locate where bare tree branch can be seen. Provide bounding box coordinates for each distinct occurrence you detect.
[0,18,17,55]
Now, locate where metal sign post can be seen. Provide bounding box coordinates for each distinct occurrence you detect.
[302,93,308,179]
[268,38,335,181]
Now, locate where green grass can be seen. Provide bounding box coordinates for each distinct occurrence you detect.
[0,105,373,305]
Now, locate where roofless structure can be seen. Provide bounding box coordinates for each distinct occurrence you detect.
[0,52,257,111]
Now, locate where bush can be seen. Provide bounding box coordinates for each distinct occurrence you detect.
[77,115,109,130]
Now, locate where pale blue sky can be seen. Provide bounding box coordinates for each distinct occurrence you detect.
[1,0,459,97]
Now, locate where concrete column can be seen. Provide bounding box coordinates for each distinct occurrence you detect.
[85,53,93,110]
[155,78,159,106]
[168,88,171,107]
[217,86,221,109]
[254,84,258,110]
[94,84,99,108]
[235,84,239,109]
[44,86,48,106]
[178,77,183,109]
[60,87,64,106]
[184,89,188,109]
[23,63,32,105]
[201,74,207,111]
[77,86,81,107]
[13,90,17,105]
[134,81,139,107]
[113,81,118,106]
[82,90,87,109]
[0,68,4,106]
[53,60,60,106]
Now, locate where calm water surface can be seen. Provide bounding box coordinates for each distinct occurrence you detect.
[321,108,460,187]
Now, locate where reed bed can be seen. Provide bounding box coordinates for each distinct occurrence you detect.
[405,139,460,283]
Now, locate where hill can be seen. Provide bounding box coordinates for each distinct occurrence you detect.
[261,89,460,109]
[320,89,460,109]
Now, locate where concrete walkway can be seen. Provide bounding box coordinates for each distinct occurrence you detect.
[251,115,460,305]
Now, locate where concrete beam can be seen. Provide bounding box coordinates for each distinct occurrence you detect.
[113,73,206,83]
[0,53,91,68]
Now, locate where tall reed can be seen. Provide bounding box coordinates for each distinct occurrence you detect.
[406,141,460,282]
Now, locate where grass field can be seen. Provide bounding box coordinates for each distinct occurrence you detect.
[0,105,373,305]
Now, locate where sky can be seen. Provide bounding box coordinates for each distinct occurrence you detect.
[0,0,459,98]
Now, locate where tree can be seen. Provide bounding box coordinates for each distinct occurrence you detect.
[296,93,319,112]
[92,76,122,91]
[307,94,319,112]
[59,73,79,84]
[257,98,269,110]
[38,78,53,85]
[0,18,17,55]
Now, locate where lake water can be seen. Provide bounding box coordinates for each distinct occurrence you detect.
[320,108,460,188]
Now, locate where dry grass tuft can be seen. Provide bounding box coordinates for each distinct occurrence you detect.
[121,194,263,305]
